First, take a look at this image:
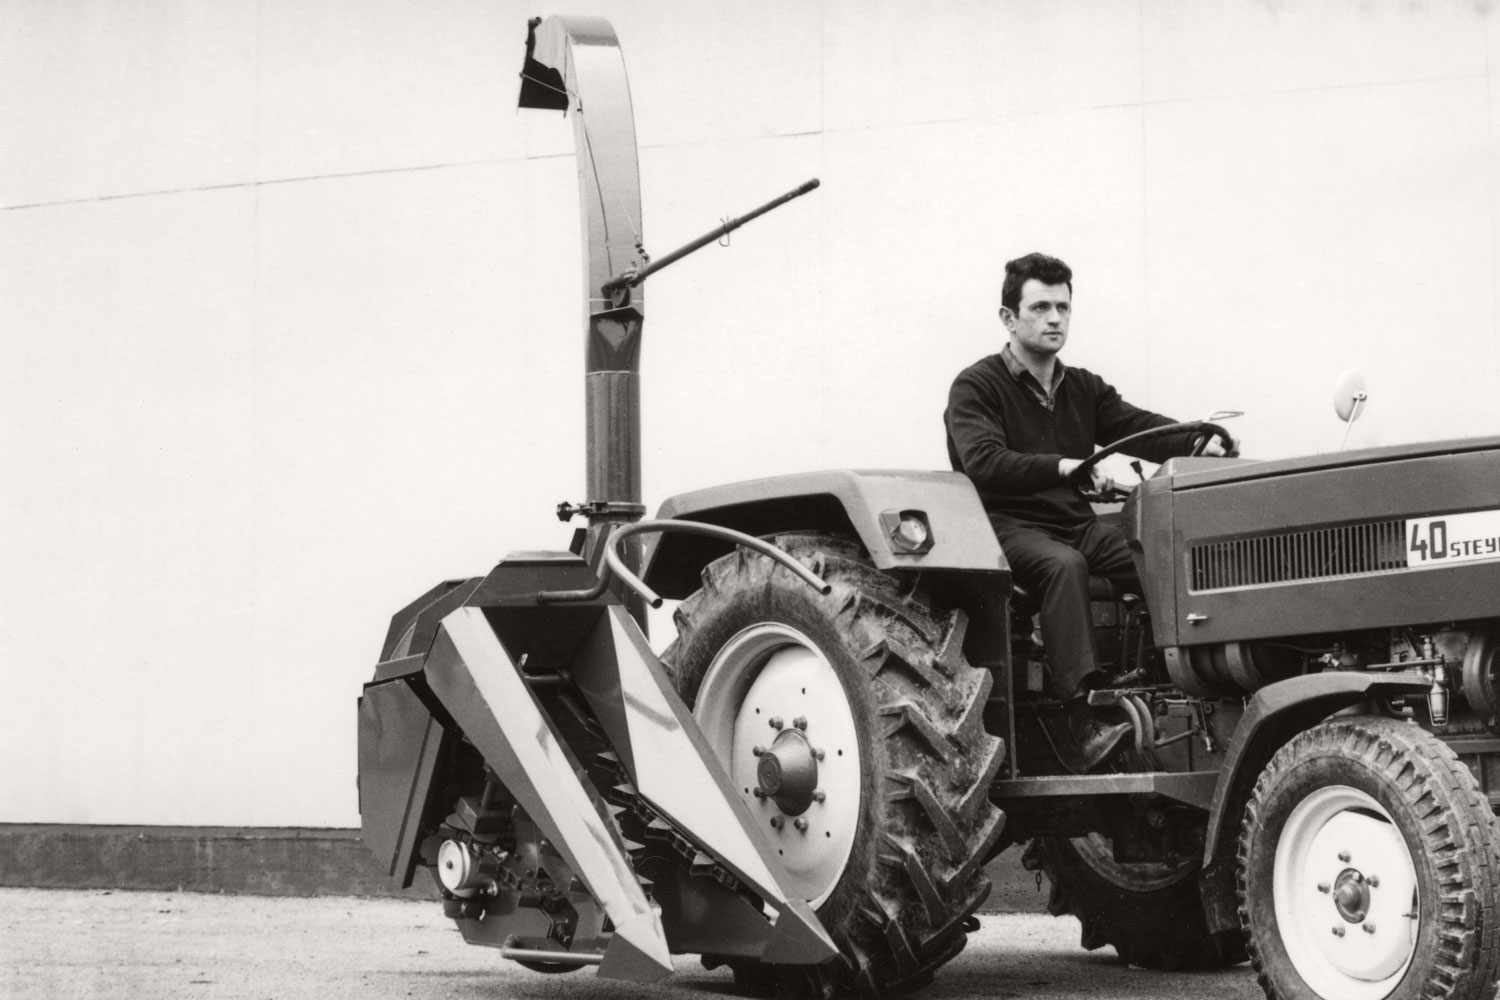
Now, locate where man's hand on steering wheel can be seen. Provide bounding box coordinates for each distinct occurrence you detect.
[1059,457,1116,497]
[1066,420,1238,503]
[1198,433,1238,457]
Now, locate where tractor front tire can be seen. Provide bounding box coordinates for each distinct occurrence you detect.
[1022,833,1246,970]
[662,534,1005,999]
[1238,715,1500,1000]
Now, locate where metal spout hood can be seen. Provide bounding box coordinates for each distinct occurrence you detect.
[519,16,646,511]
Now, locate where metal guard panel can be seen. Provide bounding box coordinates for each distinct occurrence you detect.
[427,607,672,980]
[357,680,448,886]
[380,578,473,662]
[582,608,839,964]
[600,607,792,899]
[646,470,1005,598]
[466,551,599,607]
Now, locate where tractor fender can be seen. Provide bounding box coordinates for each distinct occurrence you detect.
[641,470,1008,601]
[1196,670,1433,934]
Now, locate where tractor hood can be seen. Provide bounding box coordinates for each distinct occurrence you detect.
[1153,434,1500,491]
[1129,433,1500,649]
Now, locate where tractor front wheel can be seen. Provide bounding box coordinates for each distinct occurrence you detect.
[662,534,1005,999]
[1238,715,1500,1000]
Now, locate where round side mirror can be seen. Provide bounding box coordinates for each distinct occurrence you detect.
[1333,370,1368,423]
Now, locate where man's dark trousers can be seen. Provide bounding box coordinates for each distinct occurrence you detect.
[989,515,1138,700]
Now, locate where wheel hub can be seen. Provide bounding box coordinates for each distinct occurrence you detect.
[1333,868,1371,924]
[757,729,819,815]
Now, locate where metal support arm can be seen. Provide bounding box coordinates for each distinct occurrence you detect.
[537,519,831,607]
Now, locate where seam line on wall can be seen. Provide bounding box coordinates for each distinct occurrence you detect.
[4,69,1486,215]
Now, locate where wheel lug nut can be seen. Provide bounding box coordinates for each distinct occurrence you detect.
[1332,926,1346,937]
[793,716,808,730]
[812,790,826,803]
[1317,882,1331,894]
[752,745,767,757]
[752,787,767,799]
[1368,875,1380,888]
[793,818,809,833]
[1363,923,1377,934]
[769,717,783,730]
[1338,850,1351,862]
[769,816,784,830]
[812,747,825,760]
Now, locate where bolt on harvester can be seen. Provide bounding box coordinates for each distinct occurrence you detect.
[357,16,1500,1000]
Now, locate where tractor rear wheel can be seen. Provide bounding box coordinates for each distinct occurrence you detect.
[662,534,1005,999]
[1022,832,1246,969]
[1238,715,1500,1000]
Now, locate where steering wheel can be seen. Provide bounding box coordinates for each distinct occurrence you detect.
[1067,420,1236,503]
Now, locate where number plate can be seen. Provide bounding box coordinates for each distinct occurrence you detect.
[1407,510,1500,566]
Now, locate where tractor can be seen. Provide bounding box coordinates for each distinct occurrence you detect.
[356,16,1500,1000]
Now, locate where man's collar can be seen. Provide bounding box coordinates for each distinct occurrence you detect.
[1000,343,1066,389]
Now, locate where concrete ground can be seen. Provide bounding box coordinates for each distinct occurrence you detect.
[0,888,1263,1000]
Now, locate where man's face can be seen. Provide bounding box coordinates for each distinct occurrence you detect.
[1003,279,1071,357]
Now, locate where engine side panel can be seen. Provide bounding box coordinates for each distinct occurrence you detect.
[1149,447,1500,647]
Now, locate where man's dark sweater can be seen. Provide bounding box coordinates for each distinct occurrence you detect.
[945,351,1193,528]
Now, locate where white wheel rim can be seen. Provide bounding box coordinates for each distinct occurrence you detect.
[693,623,861,908]
[1272,784,1419,999]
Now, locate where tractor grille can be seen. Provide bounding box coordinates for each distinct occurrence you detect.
[1189,518,1408,592]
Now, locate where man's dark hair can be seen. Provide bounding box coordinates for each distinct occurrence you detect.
[1001,253,1073,313]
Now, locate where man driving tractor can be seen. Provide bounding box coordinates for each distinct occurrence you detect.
[945,252,1235,769]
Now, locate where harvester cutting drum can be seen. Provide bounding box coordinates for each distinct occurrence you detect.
[358,15,1500,1000]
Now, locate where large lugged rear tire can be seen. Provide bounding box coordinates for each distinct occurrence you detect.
[1022,833,1246,969]
[662,534,1006,999]
[1238,715,1500,1000]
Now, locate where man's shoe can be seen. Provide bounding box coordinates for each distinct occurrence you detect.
[1067,699,1131,771]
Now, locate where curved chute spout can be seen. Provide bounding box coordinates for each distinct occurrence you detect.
[518,16,646,582]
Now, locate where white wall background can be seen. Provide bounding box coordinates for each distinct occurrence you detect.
[2,0,1497,827]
